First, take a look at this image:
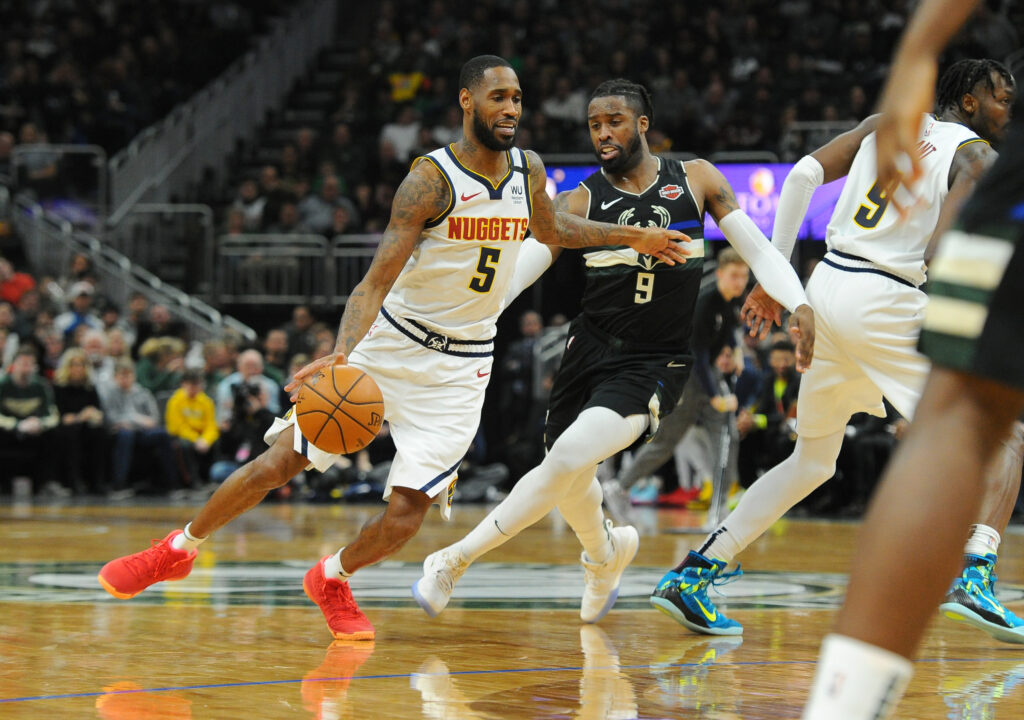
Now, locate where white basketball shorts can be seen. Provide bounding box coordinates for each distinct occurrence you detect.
[795,262,930,438]
[264,311,494,520]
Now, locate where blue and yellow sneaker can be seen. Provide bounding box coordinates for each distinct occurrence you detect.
[939,553,1024,644]
[650,550,743,636]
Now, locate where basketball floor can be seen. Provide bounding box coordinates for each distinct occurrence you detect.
[2,499,1024,719]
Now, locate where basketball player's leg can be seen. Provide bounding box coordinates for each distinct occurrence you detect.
[339,487,435,572]
[458,406,646,561]
[98,427,309,599]
[413,406,645,618]
[189,426,310,537]
[804,370,1024,718]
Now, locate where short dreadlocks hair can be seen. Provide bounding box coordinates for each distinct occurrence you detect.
[591,79,655,125]
[936,58,1015,113]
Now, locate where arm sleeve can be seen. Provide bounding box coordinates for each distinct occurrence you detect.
[771,155,824,261]
[503,237,557,306]
[718,210,809,312]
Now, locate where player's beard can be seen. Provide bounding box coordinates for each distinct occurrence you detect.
[596,128,643,174]
[472,110,517,151]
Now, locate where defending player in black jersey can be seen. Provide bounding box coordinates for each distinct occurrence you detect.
[413,79,815,624]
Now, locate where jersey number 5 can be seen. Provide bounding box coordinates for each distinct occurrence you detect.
[469,247,501,293]
[635,271,654,304]
[853,181,890,229]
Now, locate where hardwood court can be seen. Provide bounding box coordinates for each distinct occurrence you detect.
[2,501,1024,719]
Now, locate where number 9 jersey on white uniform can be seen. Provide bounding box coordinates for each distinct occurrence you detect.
[827,114,985,287]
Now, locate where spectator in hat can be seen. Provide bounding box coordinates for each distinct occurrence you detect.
[54,281,102,343]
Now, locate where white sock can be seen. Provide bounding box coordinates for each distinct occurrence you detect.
[559,474,612,564]
[964,524,1000,557]
[458,407,645,563]
[171,522,206,552]
[697,525,743,566]
[701,430,845,564]
[323,548,352,582]
[803,634,913,720]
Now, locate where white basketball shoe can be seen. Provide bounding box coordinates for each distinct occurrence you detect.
[580,520,639,623]
[412,546,470,617]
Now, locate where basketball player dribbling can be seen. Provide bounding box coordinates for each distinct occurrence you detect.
[97,56,689,641]
[412,79,815,623]
[650,58,1023,642]
[804,1,1024,717]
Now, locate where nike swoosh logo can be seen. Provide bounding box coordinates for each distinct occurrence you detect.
[694,596,718,623]
[461,191,482,202]
[667,361,687,368]
[600,197,623,210]
[476,369,490,378]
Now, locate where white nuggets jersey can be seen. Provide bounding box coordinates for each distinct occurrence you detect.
[384,145,532,340]
[827,114,985,286]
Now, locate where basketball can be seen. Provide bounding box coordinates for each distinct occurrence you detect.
[294,364,385,455]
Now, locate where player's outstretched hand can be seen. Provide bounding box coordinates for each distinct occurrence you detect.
[625,227,691,265]
[740,283,783,340]
[285,352,348,401]
[787,304,815,373]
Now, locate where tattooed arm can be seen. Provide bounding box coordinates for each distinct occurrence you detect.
[524,150,689,264]
[284,160,448,392]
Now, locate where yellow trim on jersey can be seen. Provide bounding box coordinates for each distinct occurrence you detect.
[523,149,533,218]
[414,156,455,226]
[956,137,991,150]
[446,144,512,190]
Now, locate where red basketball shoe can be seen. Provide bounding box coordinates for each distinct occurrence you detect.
[98,530,197,599]
[303,556,376,640]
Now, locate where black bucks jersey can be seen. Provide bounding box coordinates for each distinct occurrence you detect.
[578,157,705,351]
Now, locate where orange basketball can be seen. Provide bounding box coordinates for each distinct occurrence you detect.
[295,365,385,455]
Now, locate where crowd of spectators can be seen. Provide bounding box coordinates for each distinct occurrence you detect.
[0,252,398,500]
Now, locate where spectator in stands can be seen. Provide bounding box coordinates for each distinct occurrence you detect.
[258,165,291,230]
[135,304,187,349]
[214,348,281,427]
[265,200,312,235]
[201,339,235,396]
[0,257,35,306]
[54,281,102,342]
[324,122,367,189]
[429,105,462,147]
[136,336,186,405]
[298,174,344,236]
[496,310,547,486]
[213,349,277,472]
[736,340,801,488]
[99,358,179,500]
[125,292,149,342]
[58,253,93,299]
[380,105,421,163]
[330,205,359,237]
[0,346,61,496]
[79,328,113,387]
[52,347,106,494]
[15,122,59,197]
[99,302,135,348]
[230,179,266,232]
[262,328,289,384]
[0,326,16,369]
[164,368,219,490]
[294,127,319,178]
[38,329,65,380]
[13,287,44,339]
[284,305,315,358]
